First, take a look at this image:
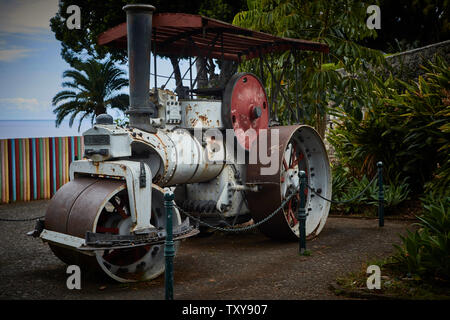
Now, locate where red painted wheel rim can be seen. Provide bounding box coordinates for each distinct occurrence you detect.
[224,73,269,150]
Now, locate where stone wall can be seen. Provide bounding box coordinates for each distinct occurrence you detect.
[325,40,450,161]
[385,40,450,81]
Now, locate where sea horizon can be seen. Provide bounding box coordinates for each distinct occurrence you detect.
[0,119,92,139]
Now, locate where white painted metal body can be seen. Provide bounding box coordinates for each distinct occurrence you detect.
[180,100,223,129]
[152,88,224,130]
[185,164,250,216]
[40,229,88,252]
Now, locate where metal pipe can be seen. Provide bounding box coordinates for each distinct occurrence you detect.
[153,27,157,90]
[123,4,157,132]
[164,191,175,300]
[298,170,307,254]
[377,162,384,227]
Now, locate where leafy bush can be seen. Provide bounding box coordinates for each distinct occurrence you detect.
[328,55,449,282]
[368,174,411,208]
[331,164,410,214]
[393,195,450,281]
[333,175,372,214]
[330,164,351,201]
[328,55,450,194]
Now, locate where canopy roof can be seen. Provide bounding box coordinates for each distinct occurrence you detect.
[98,13,329,62]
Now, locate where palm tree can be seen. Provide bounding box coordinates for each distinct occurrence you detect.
[52,58,129,131]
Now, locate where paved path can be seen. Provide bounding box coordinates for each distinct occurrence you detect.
[0,200,415,300]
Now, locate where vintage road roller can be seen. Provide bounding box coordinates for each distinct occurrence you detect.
[31,4,332,282]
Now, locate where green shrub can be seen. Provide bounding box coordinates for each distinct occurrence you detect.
[368,174,411,208]
[328,55,450,194]
[331,164,410,214]
[330,164,352,201]
[393,194,450,281]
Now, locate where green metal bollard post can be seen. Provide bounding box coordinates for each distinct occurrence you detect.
[164,191,175,300]
[298,170,307,255]
[377,162,384,227]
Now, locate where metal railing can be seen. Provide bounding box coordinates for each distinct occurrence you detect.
[163,162,385,299]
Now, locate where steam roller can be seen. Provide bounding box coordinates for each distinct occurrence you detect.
[30,3,332,282]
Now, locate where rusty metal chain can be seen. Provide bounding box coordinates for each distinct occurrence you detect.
[175,192,296,232]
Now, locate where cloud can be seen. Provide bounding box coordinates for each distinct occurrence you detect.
[0,0,59,35]
[0,97,42,111]
[0,0,57,62]
[0,39,36,62]
[0,97,54,120]
[0,47,34,62]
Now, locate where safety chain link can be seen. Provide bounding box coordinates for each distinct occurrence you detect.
[0,215,44,222]
[175,192,296,232]
[0,176,376,223]
[306,174,378,204]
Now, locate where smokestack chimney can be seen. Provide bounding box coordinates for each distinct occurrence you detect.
[123,4,157,132]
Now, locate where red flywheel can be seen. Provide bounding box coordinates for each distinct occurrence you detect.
[222,72,269,150]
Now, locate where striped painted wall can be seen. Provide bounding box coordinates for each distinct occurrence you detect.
[0,136,84,204]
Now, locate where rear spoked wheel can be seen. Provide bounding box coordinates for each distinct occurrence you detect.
[246,125,332,240]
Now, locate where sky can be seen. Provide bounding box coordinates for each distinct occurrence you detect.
[0,0,63,120]
[0,0,187,122]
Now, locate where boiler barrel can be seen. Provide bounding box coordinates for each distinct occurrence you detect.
[132,128,226,186]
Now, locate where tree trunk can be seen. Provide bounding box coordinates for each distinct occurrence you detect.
[315,110,327,139]
[218,60,237,87]
[169,56,182,89]
[95,104,106,116]
[208,58,216,80]
[194,58,236,89]
[196,57,208,88]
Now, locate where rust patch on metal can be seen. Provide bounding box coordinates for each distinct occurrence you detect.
[65,179,126,238]
[190,118,198,127]
[198,114,211,126]
[185,104,192,116]
[45,178,98,234]
[306,222,322,240]
[152,132,169,173]
[93,162,100,174]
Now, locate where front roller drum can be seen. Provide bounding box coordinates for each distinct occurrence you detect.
[246,125,332,240]
[45,178,181,282]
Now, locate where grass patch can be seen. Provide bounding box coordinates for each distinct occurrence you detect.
[333,258,450,300]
